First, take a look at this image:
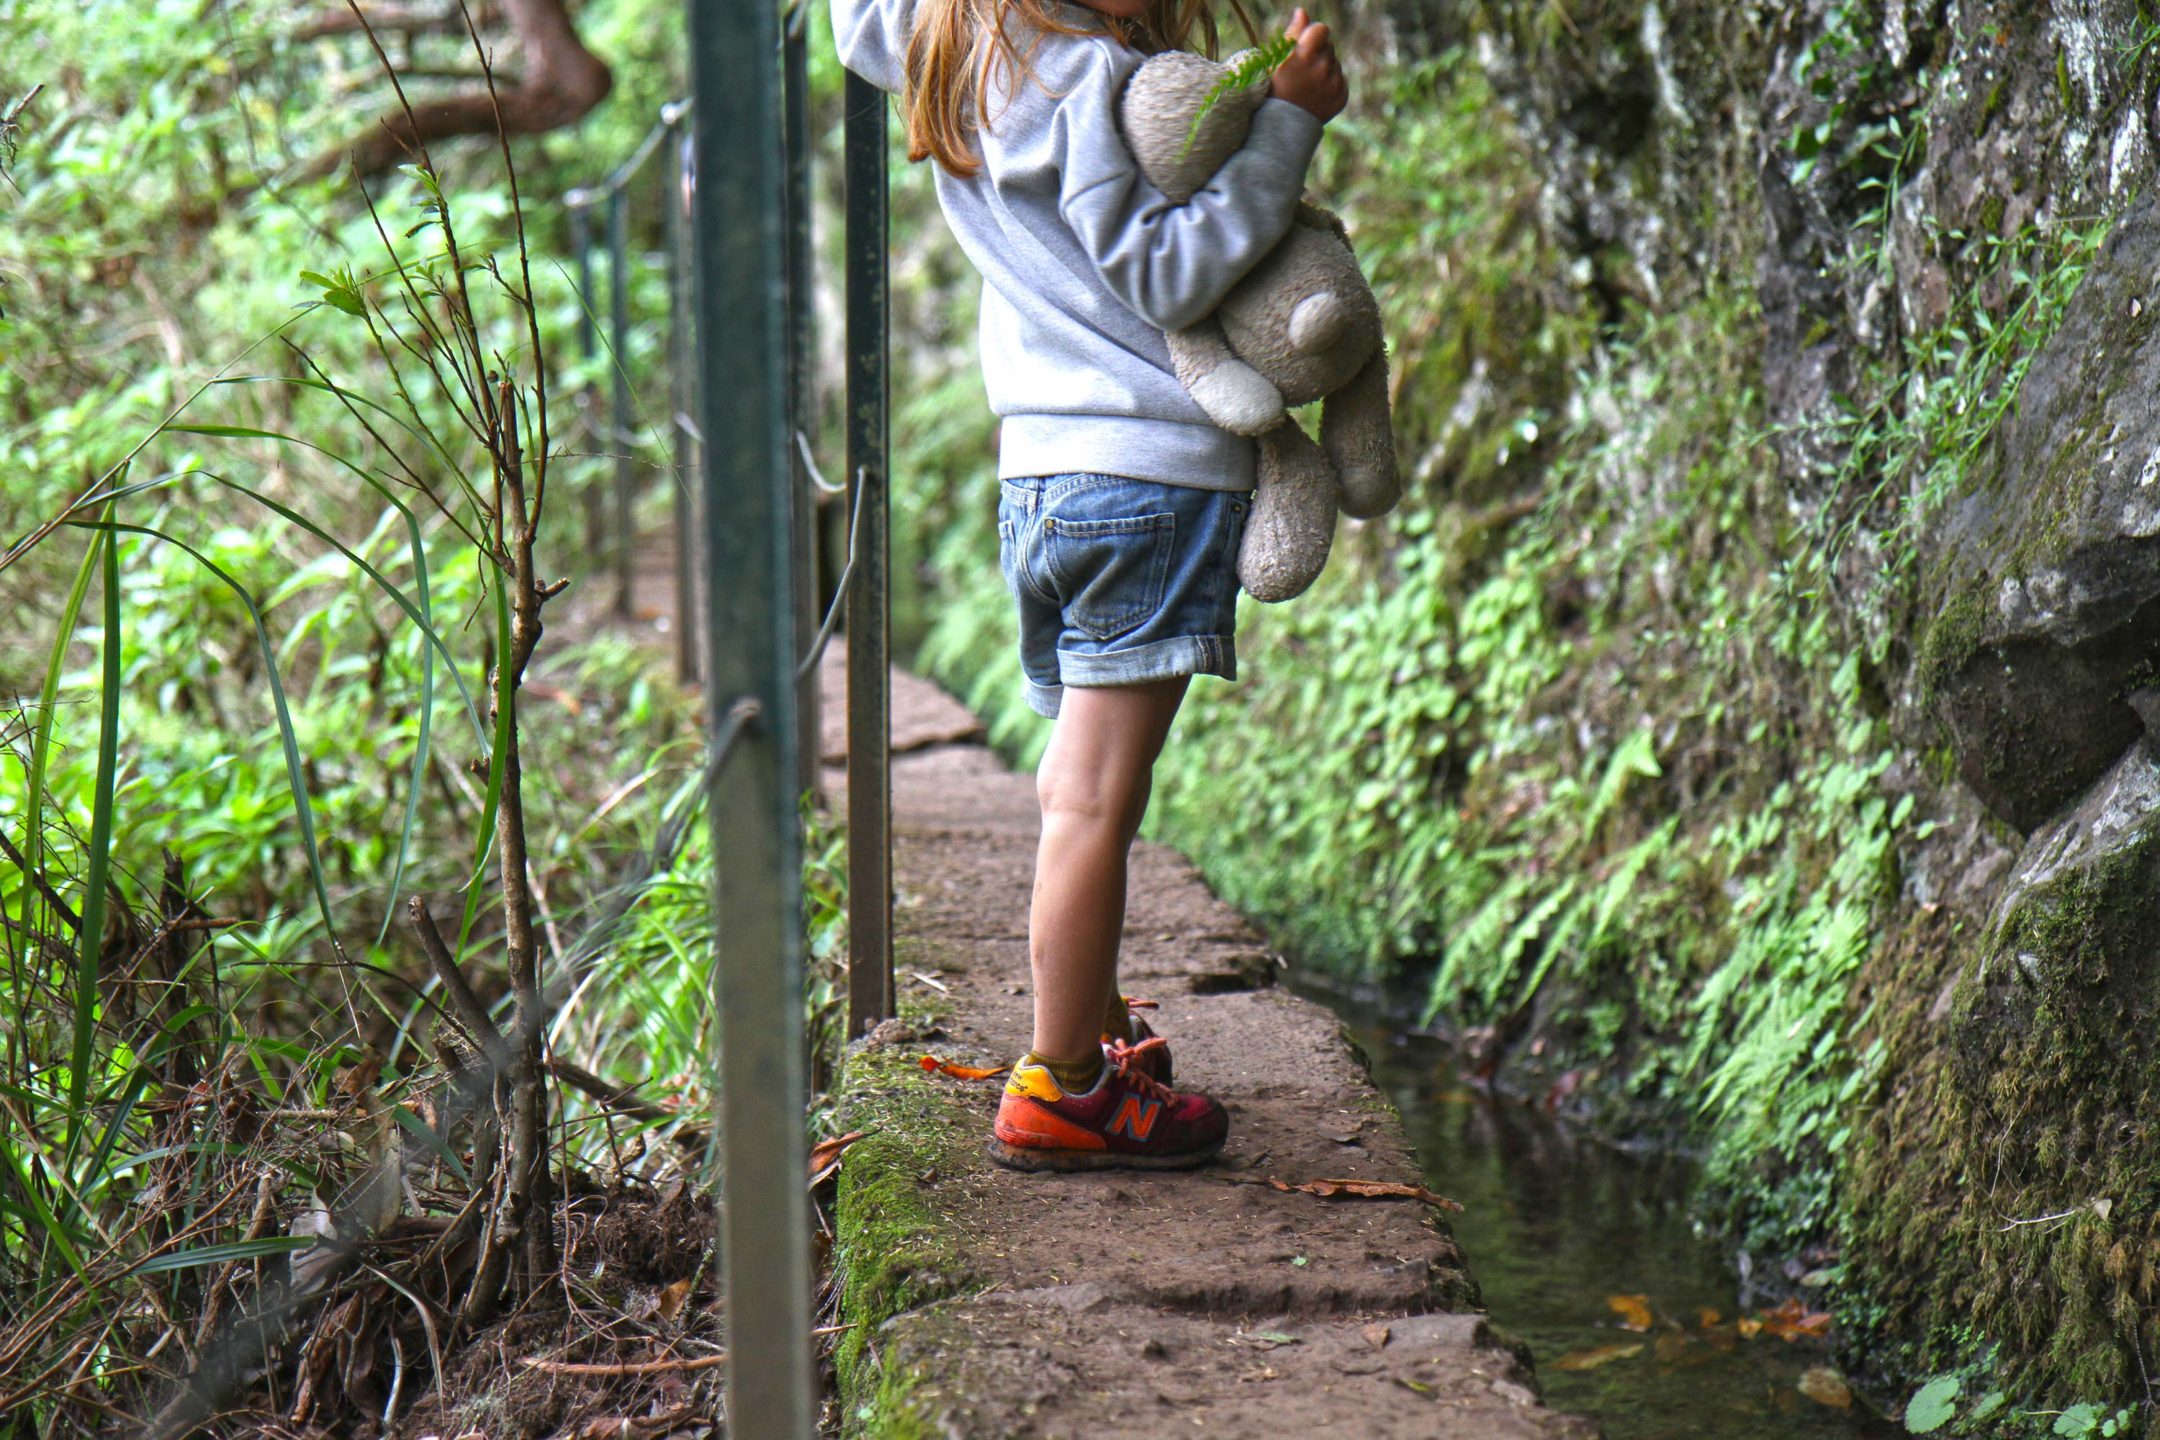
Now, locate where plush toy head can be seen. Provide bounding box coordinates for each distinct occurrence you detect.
[1118,50,1273,203]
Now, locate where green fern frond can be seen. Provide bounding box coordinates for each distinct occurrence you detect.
[1179,36,1297,160]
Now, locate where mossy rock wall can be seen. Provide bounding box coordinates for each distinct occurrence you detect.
[887,0,2160,1419]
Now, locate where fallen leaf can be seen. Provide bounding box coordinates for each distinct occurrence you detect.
[1754,1296,1833,1342]
[1266,1177,1465,1210]
[1607,1293,1654,1332]
[1361,1324,1391,1351]
[1554,1343,1643,1372]
[1799,1365,1853,1410]
[1737,1318,1764,1339]
[808,1130,870,1185]
[656,1278,692,1321]
[1240,1330,1301,1349]
[918,1054,1011,1081]
[1393,1377,1434,1396]
[1696,1307,1722,1329]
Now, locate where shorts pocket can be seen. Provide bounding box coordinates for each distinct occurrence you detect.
[1044,512,1176,642]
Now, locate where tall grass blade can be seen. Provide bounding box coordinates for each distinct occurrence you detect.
[90,522,346,966]
[65,520,121,1163]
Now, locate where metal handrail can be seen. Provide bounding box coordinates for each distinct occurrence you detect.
[562,17,897,1431]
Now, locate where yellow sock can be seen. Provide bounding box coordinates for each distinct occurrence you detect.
[1102,992,1132,1042]
[1025,1049,1105,1093]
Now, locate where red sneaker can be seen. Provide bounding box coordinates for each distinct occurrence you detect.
[1103,997,1173,1086]
[989,1056,1227,1172]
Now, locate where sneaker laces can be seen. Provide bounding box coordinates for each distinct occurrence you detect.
[1107,1039,1175,1099]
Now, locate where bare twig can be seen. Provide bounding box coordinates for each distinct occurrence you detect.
[518,1351,727,1376]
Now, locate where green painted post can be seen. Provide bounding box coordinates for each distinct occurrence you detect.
[784,6,821,796]
[606,185,636,620]
[664,111,698,684]
[569,201,605,559]
[687,0,814,1432]
[843,72,894,1038]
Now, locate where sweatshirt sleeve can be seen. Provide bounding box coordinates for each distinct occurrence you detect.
[1044,59,1323,333]
[831,0,913,95]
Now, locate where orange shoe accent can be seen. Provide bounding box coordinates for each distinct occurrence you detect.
[994,1096,1110,1150]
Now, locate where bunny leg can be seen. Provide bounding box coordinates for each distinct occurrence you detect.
[1237,421,1340,603]
[1323,349,1402,519]
[1169,317,1285,437]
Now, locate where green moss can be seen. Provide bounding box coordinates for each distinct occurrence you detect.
[829,997,984,1437]
[1846,824,2160,1415]
[1977,193,2007,235]
[1916,585,1991,701]
[1977,76,2010,134]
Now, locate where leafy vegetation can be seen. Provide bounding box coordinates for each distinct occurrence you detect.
[0,0,855,1429]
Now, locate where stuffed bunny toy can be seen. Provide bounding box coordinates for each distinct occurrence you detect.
[1119,50,1401,602]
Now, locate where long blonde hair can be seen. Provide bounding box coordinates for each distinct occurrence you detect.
[904,0,1250,176]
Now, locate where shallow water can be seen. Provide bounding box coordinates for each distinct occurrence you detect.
[1342,1017,1904,1440]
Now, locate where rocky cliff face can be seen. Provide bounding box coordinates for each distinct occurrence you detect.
[1381,0,2160,1411]
[889,0,2160,1412]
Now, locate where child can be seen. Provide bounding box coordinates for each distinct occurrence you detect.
[834,0,1346,1168]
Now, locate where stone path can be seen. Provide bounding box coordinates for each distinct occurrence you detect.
[828,686,1599,1438]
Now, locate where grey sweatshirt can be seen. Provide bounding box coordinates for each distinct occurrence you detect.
[832,0,1323,492]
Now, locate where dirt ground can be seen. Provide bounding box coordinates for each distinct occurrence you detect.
[827,719,1602,1438]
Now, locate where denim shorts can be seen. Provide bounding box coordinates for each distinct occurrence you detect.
[997,473,1249,719]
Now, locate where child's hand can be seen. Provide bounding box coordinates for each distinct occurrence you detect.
[1270,9,1348,123]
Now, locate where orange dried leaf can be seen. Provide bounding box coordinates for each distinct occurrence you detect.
[1754,1296,1833,1342]
[1554,1342,1643,1372]
[1288,1178,1464,1211]
[1696,1307,1722,1329]
[1607,1293,1653,1332]
[807,1129,870,1185]
[1737,1317,1764,1340]
[918,1054,1011,1081]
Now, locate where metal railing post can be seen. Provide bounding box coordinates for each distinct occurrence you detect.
[783,3,820,797]
[606,186,636,620]
[664,106,699,684]
[569,202,605,560]
[688,0,815,1431]
[843,72,894,1037]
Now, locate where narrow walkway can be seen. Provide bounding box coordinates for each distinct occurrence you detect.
[830,676,1598,1438]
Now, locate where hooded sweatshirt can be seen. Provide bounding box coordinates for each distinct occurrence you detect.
[831,0,1323,492]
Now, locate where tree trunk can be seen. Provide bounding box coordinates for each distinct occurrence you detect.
[311,0,610,179]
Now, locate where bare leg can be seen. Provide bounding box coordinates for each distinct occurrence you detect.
[1028,677,1191,1065]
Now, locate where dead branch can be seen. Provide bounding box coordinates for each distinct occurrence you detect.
[546,1056,711,1152]
[519,1351,727,1376]
[293,2,472,42]
[304,0,609,180]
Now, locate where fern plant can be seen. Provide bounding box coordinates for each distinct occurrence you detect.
[1180,36,1296,158]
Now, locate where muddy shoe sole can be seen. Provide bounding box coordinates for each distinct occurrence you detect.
[984,1138,1225,1173]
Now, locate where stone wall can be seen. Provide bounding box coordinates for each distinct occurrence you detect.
[1378,0,2160,1409]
